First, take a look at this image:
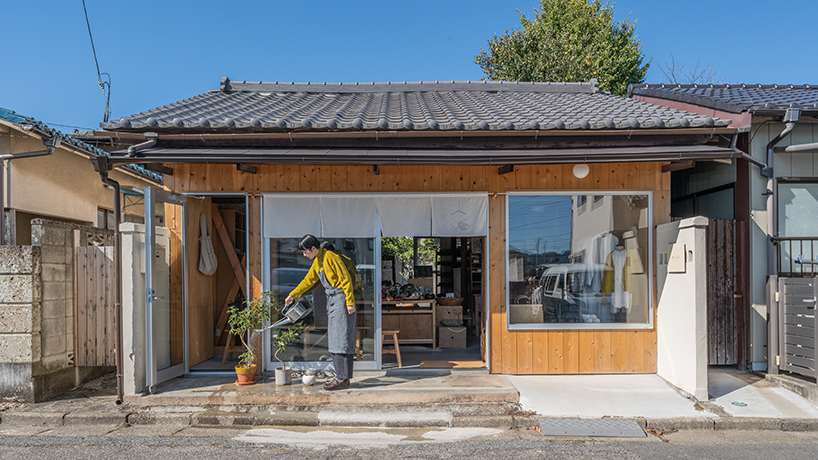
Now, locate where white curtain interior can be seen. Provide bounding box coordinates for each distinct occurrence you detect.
[262,193,488,238]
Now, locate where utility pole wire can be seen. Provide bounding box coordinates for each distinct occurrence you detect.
[82,0,112,123]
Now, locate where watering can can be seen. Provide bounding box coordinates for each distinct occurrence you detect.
[261,299,313,330]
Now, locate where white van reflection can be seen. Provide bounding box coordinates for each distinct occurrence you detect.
[271,267,311,300]
[535,264,612,323]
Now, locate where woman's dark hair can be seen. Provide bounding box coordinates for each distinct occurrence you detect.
[320,241,336,252]
[298,234,321,251]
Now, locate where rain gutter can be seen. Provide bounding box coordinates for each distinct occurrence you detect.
[0,135,61,244]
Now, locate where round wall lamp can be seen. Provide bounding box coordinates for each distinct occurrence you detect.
[572,164,590,179]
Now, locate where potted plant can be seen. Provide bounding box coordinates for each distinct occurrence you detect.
[227,292,276,385]
[302,368,317,386]
[273,323,307,385]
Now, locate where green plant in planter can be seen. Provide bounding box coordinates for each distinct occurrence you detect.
[227,291,277,368]
[273,323,307,370]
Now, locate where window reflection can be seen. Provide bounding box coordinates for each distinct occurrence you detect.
[508,194,651,327]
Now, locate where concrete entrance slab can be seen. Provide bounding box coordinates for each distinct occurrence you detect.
[709,368,818,418]
[124,370,518,407]
[507,374,712,419]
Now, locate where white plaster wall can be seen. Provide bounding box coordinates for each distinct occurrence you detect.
[121,223,173,395]
[656,217,709,401]
[6,135,153,224]
[121,223,147,395]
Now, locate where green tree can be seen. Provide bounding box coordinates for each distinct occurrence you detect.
[382,237,439,279]
[475,0,649,96]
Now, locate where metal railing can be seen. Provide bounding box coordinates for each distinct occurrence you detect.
[774,237,818,277]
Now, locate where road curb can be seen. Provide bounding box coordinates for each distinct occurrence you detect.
[0,411,67,427]
[63,411,130,426]
[4,408,818,432]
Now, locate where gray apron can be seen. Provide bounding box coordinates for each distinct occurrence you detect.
[319,260,357,354]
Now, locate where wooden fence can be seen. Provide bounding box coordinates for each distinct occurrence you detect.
[706,219,742,365]
[74,245,116,367]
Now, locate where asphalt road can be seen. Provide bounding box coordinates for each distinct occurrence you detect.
[1,425,818,459]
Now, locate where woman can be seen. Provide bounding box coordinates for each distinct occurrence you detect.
[285,234,356,390]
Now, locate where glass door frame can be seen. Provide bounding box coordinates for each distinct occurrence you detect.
[144,186,189,389]
[261,210,383,372]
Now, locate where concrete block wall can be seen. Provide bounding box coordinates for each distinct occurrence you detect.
[30,219,76,376]
[0,245,42,402]
[1,220,114,403]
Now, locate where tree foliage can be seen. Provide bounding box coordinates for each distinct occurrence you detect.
[382,237,439,279]
[475,0,649,96]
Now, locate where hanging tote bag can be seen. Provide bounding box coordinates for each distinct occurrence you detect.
[198,213,218,275]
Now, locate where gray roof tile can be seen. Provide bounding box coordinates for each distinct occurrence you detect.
[0,107,162,184]
[101,78,731,132]
[629,83,818,114]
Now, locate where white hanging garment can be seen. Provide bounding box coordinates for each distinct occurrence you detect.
[198,213,218,275]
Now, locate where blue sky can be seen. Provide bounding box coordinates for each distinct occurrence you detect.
[1,1,815,132]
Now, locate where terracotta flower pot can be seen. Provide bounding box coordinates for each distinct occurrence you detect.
[235,364,257,385]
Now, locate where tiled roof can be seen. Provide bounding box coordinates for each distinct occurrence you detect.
[0,107,162,184]
[628,83,818,115]
[100,77,731,132]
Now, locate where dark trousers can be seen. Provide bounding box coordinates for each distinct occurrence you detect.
[331,352,354,380]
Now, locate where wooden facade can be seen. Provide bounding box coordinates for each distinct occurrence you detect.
[163,162,669,375]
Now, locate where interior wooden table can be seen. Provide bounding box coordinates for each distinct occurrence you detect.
[381,300,437,349]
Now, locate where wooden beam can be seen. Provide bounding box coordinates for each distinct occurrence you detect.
[145,163,174,175]
[211,203,247,298]
[214,254,246,346]
[661,160,696,173]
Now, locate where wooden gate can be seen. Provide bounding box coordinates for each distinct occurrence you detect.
[777,277,818,379]
[74,245,116,367]
[706,219,742,365]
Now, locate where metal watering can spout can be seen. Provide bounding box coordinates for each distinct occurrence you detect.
[260,299,313,331]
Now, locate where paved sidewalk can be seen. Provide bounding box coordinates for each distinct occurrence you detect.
[2,367,817,432]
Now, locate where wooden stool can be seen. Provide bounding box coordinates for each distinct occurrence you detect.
[356,326,371,360]
[381,330,402,368]
[221,331,245,365]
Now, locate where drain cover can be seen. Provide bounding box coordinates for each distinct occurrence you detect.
[538,418,646,438]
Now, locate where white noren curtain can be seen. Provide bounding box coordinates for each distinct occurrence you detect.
[262,194,322,238]
[376,194,433,237]
[432,194,488,237]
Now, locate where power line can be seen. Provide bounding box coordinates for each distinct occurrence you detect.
[82,0,112,123]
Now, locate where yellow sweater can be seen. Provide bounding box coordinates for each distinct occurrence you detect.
[289,249,355,306]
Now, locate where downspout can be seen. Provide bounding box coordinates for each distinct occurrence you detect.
[763,113,798,277]
[92,156,124,405]
[761,106,799,376]
[0,135,61,244]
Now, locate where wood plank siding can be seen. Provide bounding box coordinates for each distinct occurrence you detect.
[167,163,669,374]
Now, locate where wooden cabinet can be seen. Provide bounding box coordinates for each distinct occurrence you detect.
[382,301,437,349]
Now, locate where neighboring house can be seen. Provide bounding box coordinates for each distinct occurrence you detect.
[630,83,818,376]
[0,108,163,402]
[1,108,163,244]
[94,77,741,396]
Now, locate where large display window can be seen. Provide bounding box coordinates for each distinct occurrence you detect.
[507,192,653,329]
